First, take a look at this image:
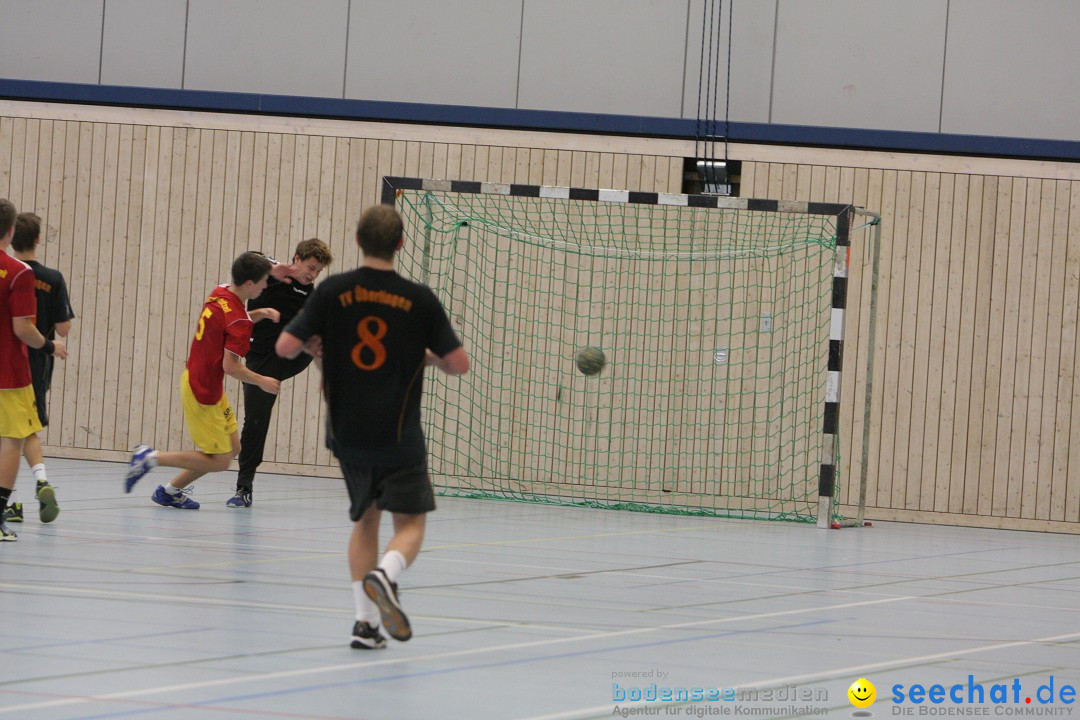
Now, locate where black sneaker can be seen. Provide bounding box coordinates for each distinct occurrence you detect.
[363,568,412,641]
[0,519,16,542]
[3,502,23,523]
[37,483,59,524]
[350,621,387,650]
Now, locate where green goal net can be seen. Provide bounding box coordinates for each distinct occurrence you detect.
[385,178,856,523]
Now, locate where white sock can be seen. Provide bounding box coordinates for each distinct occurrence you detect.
[353,581,380,624]
[378,550,408,583]
[32,464,47,483]
[163,483,181,496]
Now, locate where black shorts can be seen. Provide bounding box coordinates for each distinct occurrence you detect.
[337,458,436,521]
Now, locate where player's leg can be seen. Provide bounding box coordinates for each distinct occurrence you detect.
[362,462,435,642]
[0,436,26,540]
[151,433,239,509]
[231,378,278,507]
[22,433,59,523]
[337,456,386,649]
[349,504,387,649]
[1,387,43,539]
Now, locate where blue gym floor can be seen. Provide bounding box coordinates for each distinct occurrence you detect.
[1,458,1078,719]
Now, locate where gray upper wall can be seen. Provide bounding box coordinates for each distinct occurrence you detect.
[0,0,1077,143]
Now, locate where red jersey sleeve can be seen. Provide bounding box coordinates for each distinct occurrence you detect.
[9,266,37,318]
[223,317,254,358]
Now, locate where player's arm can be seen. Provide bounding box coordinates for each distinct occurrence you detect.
[222,350,280,395]
[55,320,72,338]
[249,308,280,324]
[275,331,305,359]
[13,316,68,359]
[425,347,469,376]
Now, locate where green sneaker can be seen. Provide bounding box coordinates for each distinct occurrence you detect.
[2,502,23,523]
[37,484,59,524]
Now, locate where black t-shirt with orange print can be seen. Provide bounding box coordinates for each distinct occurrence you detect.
[284,266,461,465]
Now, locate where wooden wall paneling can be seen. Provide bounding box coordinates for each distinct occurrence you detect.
[937,174,968,513]
[278,134,309,465]
[72,123,105,448]
[1008,180,1039,518]
[967,179,997,518]
[1064,181,1080,522]
[877,170,909,509]
[610,153,627,191]
[893,172,924,510]
[766,163,783,200]
[418,141,434,180]
[131,125,162,451]
[662,156,679,194]
[20,119,39,213]
[0,117,12,196]
[796,164,812,201]
[913,172,942,511]
[99,123,132,451]
[1050,181,1079,522]
[1022,180,1055,519]
[867,170,898,508]
[1005,179,1037,518]
[446,142,463,182]
[466,144,485,184]
[432,142,449,181]
[232,132,254,260]
[459,144,476,183]
[553,149,571,187]
[248,133,270,251]
[596,152,614,188]
[31,119,54,447]
[275,133,297,256]
[151,127,181,450]
[8,118,26,207]
[567,150,584,187]
[987,179,1019,517]
[113,124,146,452]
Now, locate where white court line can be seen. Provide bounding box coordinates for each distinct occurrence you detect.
[0,594,914,715]
[514,630,1080,720]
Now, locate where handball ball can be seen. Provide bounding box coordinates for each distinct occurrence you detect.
[575,346,606,376]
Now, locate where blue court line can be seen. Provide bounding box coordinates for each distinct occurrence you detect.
[6,627,215,655]
[66,618,832,720]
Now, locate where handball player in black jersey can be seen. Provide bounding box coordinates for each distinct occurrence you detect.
[277,204,469,648]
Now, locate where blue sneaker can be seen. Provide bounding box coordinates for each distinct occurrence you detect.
[151,485,200,510]
[225,491,252,508]
[125,445,158,492]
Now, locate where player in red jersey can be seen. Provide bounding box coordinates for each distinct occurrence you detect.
[123,252,281,509]
[0,199,68,541]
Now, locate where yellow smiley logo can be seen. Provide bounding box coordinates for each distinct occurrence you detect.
[848,678,876,708]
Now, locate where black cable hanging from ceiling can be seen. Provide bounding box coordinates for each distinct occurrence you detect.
[694,0,732,194]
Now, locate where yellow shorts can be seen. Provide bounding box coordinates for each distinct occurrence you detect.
[180,370,237,455]
[0,385,43,439]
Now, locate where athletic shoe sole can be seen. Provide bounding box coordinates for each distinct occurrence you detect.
[363,571,412,641]
[38,486,59,524]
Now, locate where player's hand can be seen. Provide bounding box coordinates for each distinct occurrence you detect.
[302,335,323,358]
[270,259,299,284]
[259,376,281,395]
[254,308,281,323]
[51,339,68,360]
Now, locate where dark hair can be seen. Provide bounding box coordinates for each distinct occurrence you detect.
[294,237,333,266]
[231,251,273,286]
[11,212,42,253]
[356,205,403,260]
[0,199,16,239]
